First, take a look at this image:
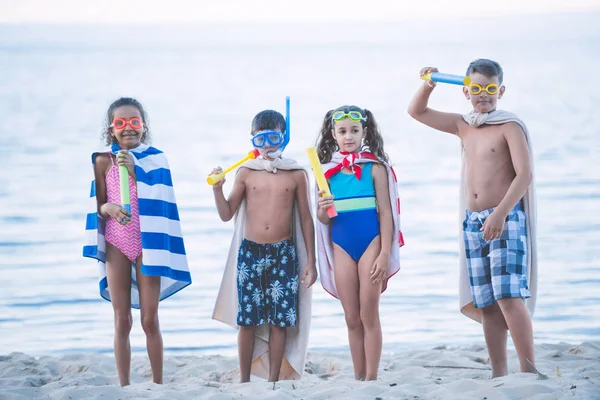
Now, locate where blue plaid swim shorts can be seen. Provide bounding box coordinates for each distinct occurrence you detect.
[463,201,530,309]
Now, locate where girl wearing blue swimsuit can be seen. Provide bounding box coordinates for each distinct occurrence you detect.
[315,105,395,381]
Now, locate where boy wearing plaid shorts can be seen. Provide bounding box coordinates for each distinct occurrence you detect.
[408,59,537,378]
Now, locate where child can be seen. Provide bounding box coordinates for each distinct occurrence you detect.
[211,109,317,382]
[407,59,538,378]
[83,97,192,386]
[315,105,404,381]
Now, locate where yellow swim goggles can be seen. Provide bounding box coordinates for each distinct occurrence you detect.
[469,83,499,95]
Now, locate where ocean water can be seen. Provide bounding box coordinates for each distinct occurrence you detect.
[0,14,599,357]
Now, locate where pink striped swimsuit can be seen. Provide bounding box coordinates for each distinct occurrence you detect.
[104,154,143,262]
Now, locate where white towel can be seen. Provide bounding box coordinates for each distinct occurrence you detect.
[211,157,313,381]
[83,143,192,308]
[459,110,538,322]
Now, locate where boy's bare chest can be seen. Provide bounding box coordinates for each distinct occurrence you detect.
[245,171,296,199]
[462,126,510,160]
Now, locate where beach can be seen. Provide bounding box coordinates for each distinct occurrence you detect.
[1,13,600,400]
[1,342,599,399]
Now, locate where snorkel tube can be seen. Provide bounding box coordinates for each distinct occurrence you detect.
[267,96,291,158]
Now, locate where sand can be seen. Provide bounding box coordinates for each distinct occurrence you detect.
[1,342,598,399]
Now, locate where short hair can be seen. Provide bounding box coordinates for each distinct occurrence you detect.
[250,110,286,135]
[466,59,504,85]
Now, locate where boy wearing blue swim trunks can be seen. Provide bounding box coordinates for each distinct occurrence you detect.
[408,59,539,378]
[210,110,317,383]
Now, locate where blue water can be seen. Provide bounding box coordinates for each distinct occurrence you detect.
[0,15,599,357]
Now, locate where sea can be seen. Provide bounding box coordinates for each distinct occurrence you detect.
[0,12,598,357]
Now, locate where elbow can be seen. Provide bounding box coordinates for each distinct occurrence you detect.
[97,202,107,217]
[304,213,315,226]
[219,212,232,222]
[382,211,393,222]
[407,106,423,120]
[316,215,330,225]
[407,100,423,118]
[378,209,393,225]
[304,217,315,231]
[518,170,533,186]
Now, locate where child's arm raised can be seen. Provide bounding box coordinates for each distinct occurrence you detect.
[371,163,394,283]
[211,167,248,222]
[407,67,464,135]
[480,123,533,241]
[294,170,317,289]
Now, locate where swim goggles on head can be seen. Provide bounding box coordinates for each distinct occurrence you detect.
[331,110,367,122]
[111,117,143,130]
[469,83,499,95]
[251,131,284,148]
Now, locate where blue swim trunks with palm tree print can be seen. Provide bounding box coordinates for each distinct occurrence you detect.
[236,238,299,327]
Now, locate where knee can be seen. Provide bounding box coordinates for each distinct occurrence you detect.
[270,325,286,337]
[497,298,523,314]
[141,314,160,336]
[114,313,133,336]
[239,326,256,335]
[481,304,499,316]
[344,312,362,331]
[360,309,380,329]
[481,303,509,329]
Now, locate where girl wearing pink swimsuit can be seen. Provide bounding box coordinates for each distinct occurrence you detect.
[93,97,163,386]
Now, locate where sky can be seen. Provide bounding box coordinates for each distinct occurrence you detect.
[0,0,599,23]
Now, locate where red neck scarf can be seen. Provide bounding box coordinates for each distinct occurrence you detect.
[325,151,376,180]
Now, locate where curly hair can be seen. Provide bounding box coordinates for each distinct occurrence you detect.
[315,105,388,164]
[101,97,151,146]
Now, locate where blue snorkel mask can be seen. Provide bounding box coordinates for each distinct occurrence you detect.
[265,96,291,159]
[251,131,285,148]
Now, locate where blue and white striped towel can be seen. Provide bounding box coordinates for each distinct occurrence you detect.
[83,143,192,308]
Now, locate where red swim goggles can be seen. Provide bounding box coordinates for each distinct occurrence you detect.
[111,117,143,130]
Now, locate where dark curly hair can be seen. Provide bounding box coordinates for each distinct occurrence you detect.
[101,97,151,146]
[315,105,388,164]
